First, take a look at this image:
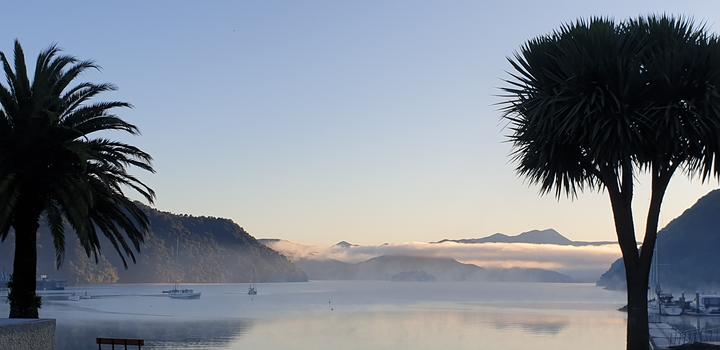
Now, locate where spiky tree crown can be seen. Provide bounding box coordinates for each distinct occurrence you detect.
[0,41,155,268]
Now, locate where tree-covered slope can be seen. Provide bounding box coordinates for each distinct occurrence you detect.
[294,255,574,282]
[0,204,307,284]
[597,189,720,290]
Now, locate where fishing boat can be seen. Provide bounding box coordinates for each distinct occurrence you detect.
[248,285,257,295]
[161,239,201,299]
[168,289,201,299]
[164,286,201,299]
[657,293,684,316]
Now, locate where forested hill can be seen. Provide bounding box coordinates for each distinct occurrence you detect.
[294,255,574,283]
[0,203,308,284]
[597,189,720,290]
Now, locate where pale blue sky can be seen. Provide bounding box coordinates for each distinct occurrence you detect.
[2,1,719,244]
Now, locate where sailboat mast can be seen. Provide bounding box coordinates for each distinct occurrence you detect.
[655,234,662,292]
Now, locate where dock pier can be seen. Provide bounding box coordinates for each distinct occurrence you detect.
[650,322,685,349]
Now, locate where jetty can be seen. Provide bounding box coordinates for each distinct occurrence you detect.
[650,322,685,349]
[650,322,720,349]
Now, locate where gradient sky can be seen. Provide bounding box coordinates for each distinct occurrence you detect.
[3,1,719,244]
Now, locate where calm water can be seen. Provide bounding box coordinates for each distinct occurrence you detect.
[0,281,628,349]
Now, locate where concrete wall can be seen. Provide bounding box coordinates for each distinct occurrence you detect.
[0,319,55,350]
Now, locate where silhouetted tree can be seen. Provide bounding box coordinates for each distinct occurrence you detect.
[0,41,155,318]
[502,16,720,350]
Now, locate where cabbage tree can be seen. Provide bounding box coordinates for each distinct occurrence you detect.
[502,16,720,350]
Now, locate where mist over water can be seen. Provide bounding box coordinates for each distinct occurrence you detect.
[0,281,628,350]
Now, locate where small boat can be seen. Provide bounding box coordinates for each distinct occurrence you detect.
[0,273,66,291]
[657,293,684,316]
[68,293,80,302]
[163,283,201,299]
[168,288,201,299]
[37,274,67,291]
[79,291,91,300]
[248,285,257,296]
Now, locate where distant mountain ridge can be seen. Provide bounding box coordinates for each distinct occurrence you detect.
[260,236,616,283]
[293,255,574,283]
[0,204,308,284]
[334,241,358,248]
[436,229,616,246]
[597,189,720,290]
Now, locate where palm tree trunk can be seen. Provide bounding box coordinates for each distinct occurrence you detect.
[8,203,41,319]
[626,267,650,350]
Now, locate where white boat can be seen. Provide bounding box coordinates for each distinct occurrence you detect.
[68,293,80,302]
[162,242,201,299]
[686,294,720,316]
[657,293,684,316]
[167,288,201,299]
[163,283,201,299]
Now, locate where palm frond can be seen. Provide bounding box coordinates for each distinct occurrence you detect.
[45,202,66,268]
[10,41,30,104]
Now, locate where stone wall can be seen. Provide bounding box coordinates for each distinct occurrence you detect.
[0,319,55,350]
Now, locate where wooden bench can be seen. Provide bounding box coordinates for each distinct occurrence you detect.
[96,337,145,350]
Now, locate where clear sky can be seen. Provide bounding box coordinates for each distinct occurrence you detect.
[3,1,719,244]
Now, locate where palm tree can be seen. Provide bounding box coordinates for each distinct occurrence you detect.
[0,41,155,318]
[502,16,720,350]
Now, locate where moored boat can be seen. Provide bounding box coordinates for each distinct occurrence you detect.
[657,293,684,316]
[163,283,201,299]
[648,238,684,316]
[168,289,201,299]
[686,293,720,316]
[37,275,67,291]
[0,273,66,291]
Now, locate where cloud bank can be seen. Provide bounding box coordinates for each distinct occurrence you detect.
[263,240,621,282]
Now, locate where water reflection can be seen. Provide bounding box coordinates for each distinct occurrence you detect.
[491,314,569,335]
[56,318,252,350]
[53,307,617,350]
[230,308,623,350]
[19,282,626,350]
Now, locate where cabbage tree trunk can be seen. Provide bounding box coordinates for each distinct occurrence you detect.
[626,266,650,350]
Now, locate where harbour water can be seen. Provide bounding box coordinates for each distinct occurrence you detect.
[0,281,628,350]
